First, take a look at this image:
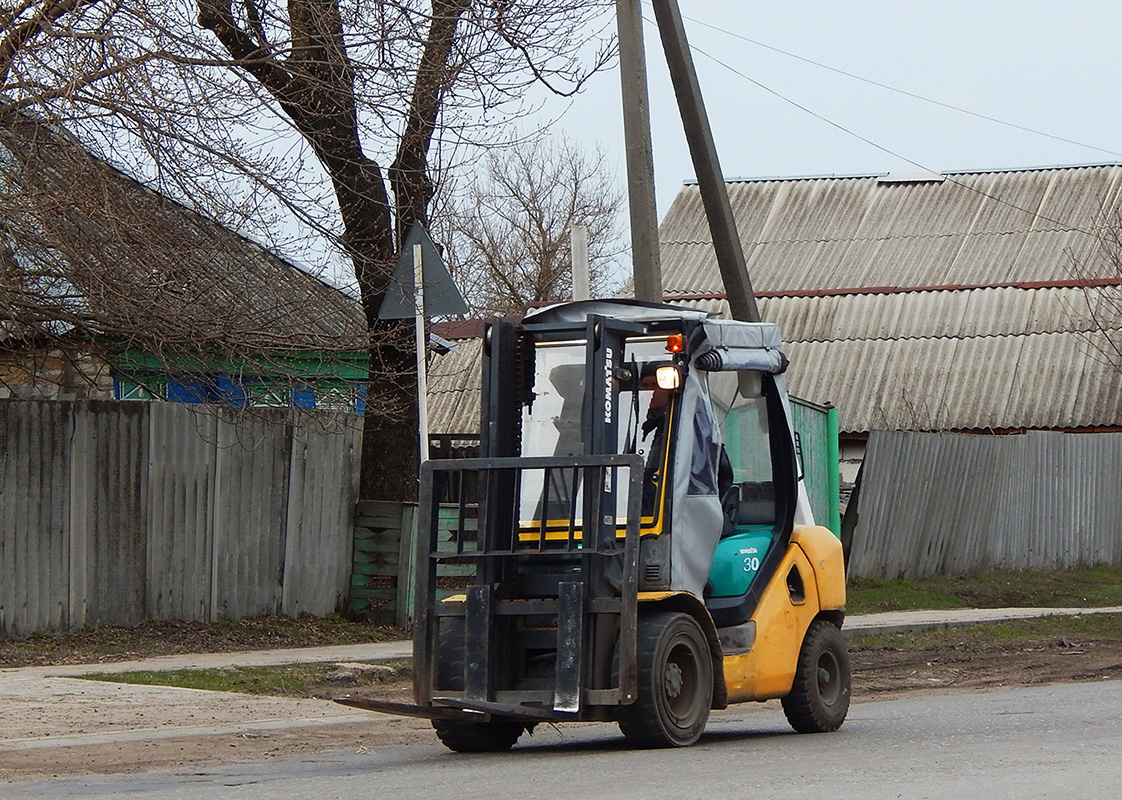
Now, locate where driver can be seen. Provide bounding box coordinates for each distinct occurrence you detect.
[639,372,672,515]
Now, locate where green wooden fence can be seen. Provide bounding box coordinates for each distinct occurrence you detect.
[351,501,476,626]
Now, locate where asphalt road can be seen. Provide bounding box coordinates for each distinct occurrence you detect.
[9,680,1122,799]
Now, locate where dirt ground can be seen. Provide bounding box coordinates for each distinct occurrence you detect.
[850,631,1122,696]
[5,632,1122,781]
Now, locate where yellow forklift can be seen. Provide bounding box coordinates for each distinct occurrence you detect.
[339,299,849,749]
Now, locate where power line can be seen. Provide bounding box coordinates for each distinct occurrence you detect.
[689,41,1101,238]
[680,12,1122,161]
[641,9,1107,239]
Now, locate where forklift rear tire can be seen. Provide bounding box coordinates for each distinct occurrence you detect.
[431,619,524,753]
[617,611,713,748]
[781,619,851,733]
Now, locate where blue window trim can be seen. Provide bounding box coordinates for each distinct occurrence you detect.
[118,372,368,414]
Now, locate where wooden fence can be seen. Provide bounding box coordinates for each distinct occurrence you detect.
[350,501,475,626]
[0,399,359,637]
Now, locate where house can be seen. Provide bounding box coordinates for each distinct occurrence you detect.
[657,165,1122,482]
[0,117,375,633]
[0,114,370,409]
[656,164,1122,576]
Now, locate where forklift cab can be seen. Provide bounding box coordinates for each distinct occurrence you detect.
[511,300,808,622]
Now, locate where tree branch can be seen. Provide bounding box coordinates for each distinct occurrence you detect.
[388,0,470,243]
[0,0,98,87]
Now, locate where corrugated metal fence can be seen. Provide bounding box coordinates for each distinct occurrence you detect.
[848,430,1122,579]
[0,399,359,637]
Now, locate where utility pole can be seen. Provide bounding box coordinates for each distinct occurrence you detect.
[570,224,591,301]
[650,0,760,322]
[616,0,663,302]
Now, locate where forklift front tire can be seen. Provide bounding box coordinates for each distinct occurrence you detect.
[431,618,525,753]
[432,718,524,753]
[618,611,713,748]
[781,619,851,733]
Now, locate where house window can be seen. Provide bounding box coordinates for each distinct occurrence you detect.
[291,384,316,409]
[166,376,247,406]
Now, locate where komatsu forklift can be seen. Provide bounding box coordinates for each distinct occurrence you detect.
[338,299,850,749]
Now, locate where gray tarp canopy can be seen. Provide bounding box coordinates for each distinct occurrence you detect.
[699,319,788,374]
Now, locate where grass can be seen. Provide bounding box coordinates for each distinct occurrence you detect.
[83,665,329,695]
[0,614,407,669]
[844,565,1122,615]
[89,613,1122,695]
[80,660,412,697]
[847,611,1122,650]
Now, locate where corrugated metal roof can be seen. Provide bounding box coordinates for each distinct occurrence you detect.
[0,116,367,353]
[428,166,1122,436]
[428,337,483,434]
[671,293,1122,432]
[659,164,1122,296]
[658,165,1122,432]
[429,289,1122,435]
[675,287,1116,343]
[782,330,1122,433]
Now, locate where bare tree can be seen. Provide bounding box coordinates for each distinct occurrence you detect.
[1067,212,1122,374]
[445,133,625,316]
[0,1,615,500]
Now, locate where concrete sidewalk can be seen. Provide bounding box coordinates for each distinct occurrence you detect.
[3,606,1120,759]
[0,643,413,760]
[24,640,414,678]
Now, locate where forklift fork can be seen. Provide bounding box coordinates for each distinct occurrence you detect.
[412,454,644,722]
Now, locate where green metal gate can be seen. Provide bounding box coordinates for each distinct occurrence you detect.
[790,396,841,538]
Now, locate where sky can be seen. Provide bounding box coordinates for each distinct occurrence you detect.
[536,1,1122,222]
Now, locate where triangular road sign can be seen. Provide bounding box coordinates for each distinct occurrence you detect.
[378,221,468,319]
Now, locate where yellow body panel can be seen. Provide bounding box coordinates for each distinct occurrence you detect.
[790,524,847,611]
[636,590,681,603]
[722,545,819,701]
[722,525,847,703]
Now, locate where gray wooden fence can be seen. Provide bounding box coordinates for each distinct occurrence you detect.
[847,430,1122,579]
[0,399,359,637]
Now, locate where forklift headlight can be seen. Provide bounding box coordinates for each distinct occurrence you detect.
[655,365,681,390]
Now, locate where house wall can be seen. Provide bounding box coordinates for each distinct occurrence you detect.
[0,350,113,401]
[838,436,867,487]
[111,349,370,412]
[847,430,1122,579]
[0,398,359,637]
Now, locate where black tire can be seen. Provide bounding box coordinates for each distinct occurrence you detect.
[617,611,714,747]
[430,619,524,753]
[781,619,851,733]
[432,718,524,753]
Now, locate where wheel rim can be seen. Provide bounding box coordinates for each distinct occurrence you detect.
[663,637,702,725]
[816,648,842,706]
